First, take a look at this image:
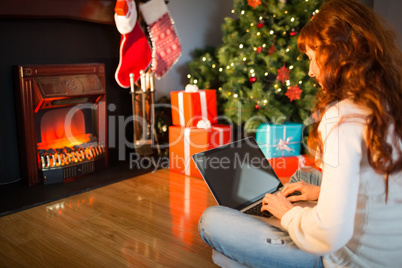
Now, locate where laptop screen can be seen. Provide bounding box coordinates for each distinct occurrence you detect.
[192,137,283,211]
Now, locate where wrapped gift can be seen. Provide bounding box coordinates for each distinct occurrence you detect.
[268,155,320,177]
[170,86,217,127]
[169,124,232,178]
[256,122,302,158]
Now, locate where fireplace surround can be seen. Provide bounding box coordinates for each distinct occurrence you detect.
[16,63,108,186]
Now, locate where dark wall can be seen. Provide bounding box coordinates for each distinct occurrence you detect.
[0,18,128,184]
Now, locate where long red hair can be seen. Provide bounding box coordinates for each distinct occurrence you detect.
[297,0,402,191]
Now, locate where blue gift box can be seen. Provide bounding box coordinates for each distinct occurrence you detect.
[256,122,303,158]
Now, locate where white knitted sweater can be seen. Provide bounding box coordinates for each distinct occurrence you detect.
[281,100,402,267]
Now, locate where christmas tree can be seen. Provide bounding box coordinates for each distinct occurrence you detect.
[187,0,324,132]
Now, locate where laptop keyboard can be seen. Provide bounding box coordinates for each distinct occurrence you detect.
[243,202,272,218]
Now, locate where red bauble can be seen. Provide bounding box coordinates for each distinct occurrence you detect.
[257,22,264,28]
[290,30,297,37]
[249,77,257,83]
[255,104,261,110]
[256,46,263,54]
[268,44,276,55]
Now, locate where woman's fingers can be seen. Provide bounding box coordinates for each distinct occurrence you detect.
[281,181,304,196]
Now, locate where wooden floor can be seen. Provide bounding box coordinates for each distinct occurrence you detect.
[0,169,219,267]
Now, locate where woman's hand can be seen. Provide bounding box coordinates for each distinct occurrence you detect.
[261,193,294,220]
[281,181,321,202]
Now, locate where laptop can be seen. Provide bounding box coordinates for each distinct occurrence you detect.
[192,136,283,218]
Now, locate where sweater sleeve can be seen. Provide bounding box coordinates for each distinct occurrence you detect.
[281,103,365,254]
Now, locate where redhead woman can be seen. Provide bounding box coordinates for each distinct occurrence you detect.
[198,0,402,267]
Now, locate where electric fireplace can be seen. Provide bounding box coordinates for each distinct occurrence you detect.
[16,63,108,186]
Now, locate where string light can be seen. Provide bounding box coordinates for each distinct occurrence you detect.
[270,30,274,35]
[202,57,206,61]
[241,10,245,15]
[234,94,238,98]
[239,44,244,49]
[187,74,191,78]
[194,79,198,84]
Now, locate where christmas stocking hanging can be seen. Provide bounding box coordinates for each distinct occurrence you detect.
[140,0,182,79]
[114,0,152,88]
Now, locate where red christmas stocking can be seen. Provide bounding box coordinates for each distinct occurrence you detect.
[114,0,152,88]
[140,0,182,79]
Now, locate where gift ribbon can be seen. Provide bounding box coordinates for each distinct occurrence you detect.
[183,126,228,176]
[178,92,185,126]
[178,91,208,126]
[265,125,300,156]
[184,128,191,176]
[277,137,295,152]
[212,126,225,146]
[199,91,207,122]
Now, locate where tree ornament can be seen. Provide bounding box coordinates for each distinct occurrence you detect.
[285,85,303,101]
[290,28,297,36]
[256,46,263,54]
[249,76,257,83]
[247,0,262,9]
[268,43,276,55]
[277,64,290,84]
[255,104,261,110]
[257,21,264,28]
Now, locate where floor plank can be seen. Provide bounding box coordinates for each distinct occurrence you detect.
[0,169,218,267]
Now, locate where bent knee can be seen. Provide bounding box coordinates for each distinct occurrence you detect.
[198,206,237,235]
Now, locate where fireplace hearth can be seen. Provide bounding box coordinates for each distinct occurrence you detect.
[16,63,108,186]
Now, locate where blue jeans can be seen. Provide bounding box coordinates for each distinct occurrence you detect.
[198,168,323,268]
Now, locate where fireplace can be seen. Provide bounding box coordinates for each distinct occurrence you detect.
[16,63,108,186]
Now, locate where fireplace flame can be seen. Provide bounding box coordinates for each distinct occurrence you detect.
[36,106,105,170]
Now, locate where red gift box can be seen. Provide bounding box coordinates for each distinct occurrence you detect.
[169,125,232,178]
[268,155,319,177]
[170,90,217,127]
